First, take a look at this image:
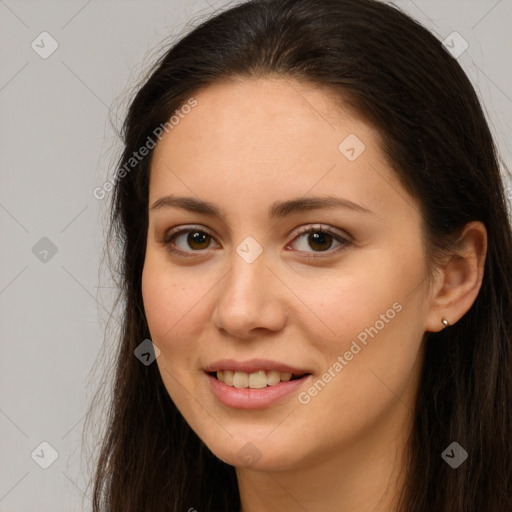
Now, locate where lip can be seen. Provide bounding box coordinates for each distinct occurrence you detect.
[205,372,312,409]
[204,358,310,375]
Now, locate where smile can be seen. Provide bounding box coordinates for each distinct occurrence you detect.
[205,371,312,409]
[212,369,307,388]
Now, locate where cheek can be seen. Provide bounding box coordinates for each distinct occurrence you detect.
[309,245,426,378]
[142,260,177,337]
[141,256,220,390]
[289,266,424,457]
[141,260,196,384]
[299,261,404,351]
[141,255,203,341]
[141,259,203,405]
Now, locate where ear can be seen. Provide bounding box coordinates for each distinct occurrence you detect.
[425,221,487,333]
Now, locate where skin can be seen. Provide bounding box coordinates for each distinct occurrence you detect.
[141,77,487,512]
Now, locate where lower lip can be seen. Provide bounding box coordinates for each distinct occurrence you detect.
[206,372,311,409]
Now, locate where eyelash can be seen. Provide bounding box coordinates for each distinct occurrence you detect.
[161,224,352,260]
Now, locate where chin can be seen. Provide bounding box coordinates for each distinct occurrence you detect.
[204,435,305,472]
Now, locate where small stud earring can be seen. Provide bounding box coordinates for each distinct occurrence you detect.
[441,317,450,327]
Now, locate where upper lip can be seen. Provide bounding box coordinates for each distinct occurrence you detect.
[204,358,311,375]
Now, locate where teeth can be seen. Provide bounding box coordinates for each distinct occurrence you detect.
[223,370,234,386]
[233,371,248,388]
[215,369,298,388]
[248,370,267,389]
[266,370,281,386]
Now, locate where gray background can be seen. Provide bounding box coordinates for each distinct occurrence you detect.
[0,1,510,510]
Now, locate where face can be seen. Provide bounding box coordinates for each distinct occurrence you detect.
[142,77,431,471]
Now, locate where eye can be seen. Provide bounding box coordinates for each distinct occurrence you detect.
[161,223,351,259]
[162,226,219,257]
[286,224,351,259]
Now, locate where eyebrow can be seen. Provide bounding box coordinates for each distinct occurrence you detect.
[150,194,374,219]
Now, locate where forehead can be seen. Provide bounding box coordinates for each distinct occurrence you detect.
[148,77,410,222]
[153,76,363,159]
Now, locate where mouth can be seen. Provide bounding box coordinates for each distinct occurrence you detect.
[204,360,314,408]
[206,370,311,389]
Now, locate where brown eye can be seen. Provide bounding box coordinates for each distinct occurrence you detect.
[306,231,334,251]
[185,231,211,250]
[288,224,351,259]
[163,227,219,256]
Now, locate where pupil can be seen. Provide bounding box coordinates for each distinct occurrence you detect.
[188,231,209,249]
[185,231,333,251]
[309,232,332,251]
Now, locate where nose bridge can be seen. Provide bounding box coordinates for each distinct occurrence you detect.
[227,246,266,295]
[211,243,287,336]
[220,248,269,314]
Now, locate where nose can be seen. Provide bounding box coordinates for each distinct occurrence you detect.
[210,250,288,339]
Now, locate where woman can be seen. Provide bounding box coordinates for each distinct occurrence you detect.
[86,0,512,510]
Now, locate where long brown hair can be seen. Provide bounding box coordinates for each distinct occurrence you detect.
[84,0,512,510]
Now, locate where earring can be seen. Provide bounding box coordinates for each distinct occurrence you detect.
[441,317,450,327]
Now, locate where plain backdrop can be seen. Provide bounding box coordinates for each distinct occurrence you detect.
[0,1,511,510]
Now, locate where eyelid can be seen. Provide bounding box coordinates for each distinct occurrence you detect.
[290,223,352,244]
[161,223,352,258]
[163,224,215,240]
[286,223,352,259]
[162,224,219,257]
